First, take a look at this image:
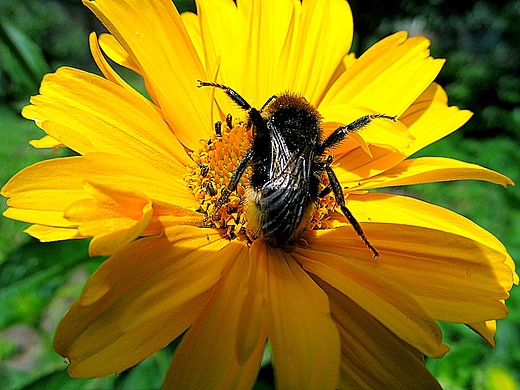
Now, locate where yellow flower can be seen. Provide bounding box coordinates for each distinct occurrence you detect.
[1,0,517,389]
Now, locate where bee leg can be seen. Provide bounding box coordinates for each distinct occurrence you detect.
[259,94,278,111]
[317,114,396,155]
[198,80,253,111]
[197,80,268,133]
[325,165,379,258]
[317,155,334,197]
[319,185,332,198]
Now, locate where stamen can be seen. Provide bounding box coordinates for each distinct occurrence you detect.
[184,122,251,242]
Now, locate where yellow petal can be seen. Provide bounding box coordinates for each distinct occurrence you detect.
[28,134,64,151]
[322,32,444,118]
[2,153,196,226]
[274,0,354,104]
[95,32,163,105]
[196,0,247,93]
[22,67,191,167]
[64,181,153,256]
[24,225,79,241]
[320,280,442,390]
[355,156,514,190]
[190,0,247,122]
[348,192,515,275]
[333,144,409,184]
[84,0,212,149]
[265,247,341,390]
[142,207,204,237]
[402,83,473,155]
[467,320,497,348]
[321,53,357,101]
[304,211,514,324]
[294,245,449,358]
[163,241,266,390]
[333,85,474,184]
[2,207,74,228]
[97,33,141,74]
[90,33,146,100]
[180,11,204,67]
[235,242,269,364]
[24,212,198,247]
[55,227,235,377]
[239,0,296,103]
[65,182,150,223]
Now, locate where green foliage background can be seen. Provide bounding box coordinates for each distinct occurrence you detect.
[1,1,519,389]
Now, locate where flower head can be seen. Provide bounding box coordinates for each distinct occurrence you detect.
[2,0,517,389]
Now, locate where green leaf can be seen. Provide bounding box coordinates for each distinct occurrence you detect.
[0,239,97,329]
[0,19,51,94]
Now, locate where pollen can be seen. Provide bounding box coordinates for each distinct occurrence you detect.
[184,120,339,245]
[309,191,336,231]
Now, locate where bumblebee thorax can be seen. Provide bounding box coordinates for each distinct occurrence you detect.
[261,93,323,147]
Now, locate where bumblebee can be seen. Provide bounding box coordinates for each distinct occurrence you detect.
[198,81,396,257]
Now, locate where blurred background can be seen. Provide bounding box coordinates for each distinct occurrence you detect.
[0,0,519,389]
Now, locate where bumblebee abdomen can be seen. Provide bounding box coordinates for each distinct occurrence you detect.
[244,185,315,251]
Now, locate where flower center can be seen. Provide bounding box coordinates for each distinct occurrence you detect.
[184,120,337,246]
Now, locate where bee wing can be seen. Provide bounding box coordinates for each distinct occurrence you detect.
[268,121,293,179]
[256,123,314,245]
